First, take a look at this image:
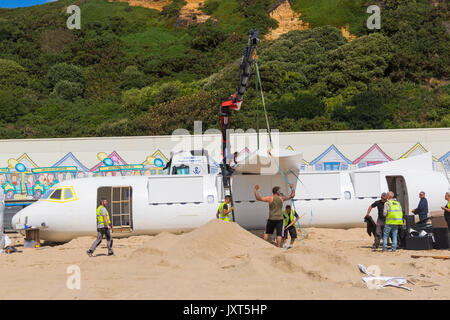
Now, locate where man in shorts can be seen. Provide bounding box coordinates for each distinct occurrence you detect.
[254,184,295,248]
[282,205,300,249]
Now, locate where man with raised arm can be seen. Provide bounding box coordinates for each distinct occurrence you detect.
[254,184,295,248]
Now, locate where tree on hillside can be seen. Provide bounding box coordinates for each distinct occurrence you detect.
[318,33,394,96]
[120,66,147,90]
[50,80,84,101]
[47,63,85,88]
[332,91,386,129]
[0,59,28,88]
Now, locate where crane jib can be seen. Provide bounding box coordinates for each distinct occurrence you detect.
[219,29,259,222]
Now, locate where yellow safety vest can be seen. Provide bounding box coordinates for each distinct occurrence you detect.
[386,200,403,225]
[283,209,296,227]
[97,205,111,227]
[218,202,230,222]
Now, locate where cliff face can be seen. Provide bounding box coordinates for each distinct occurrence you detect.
[109,0,212,26]
[179,0,211,25]
[108,0,172,11]
[266,0,309,40]
[266,0,356,41]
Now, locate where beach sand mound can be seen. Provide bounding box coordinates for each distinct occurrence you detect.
[131,219,273,261]
[2,224,450,299]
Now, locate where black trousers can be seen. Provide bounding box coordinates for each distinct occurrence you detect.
[89,228,113,254]
[373,218,385,248]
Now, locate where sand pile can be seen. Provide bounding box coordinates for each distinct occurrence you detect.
[1,223,449,299]
[132,219,273,260]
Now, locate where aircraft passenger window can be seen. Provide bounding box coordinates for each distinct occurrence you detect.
[64,188,73,200]
[50,188,62,200]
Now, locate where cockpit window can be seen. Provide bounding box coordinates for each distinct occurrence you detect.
[49,188,62,200]
[64,188,73,200]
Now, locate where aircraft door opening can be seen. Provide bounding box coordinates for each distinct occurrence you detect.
[386,176,409,215]
[97,186,133,233]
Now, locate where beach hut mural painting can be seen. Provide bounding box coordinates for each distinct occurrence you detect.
[399,143,439,161]
[31,166,78,199]
[310,145,352,171]
[439,151,450,171]
[353,144,393,168]
[52,152,90,181]
[1,153,40,200]
[90,151,128,177]
[142,150,169,176]
[399,142,439,169]
[286,145,310,171]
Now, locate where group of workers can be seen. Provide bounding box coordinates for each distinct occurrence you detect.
[365,191,450,252]
[86,188,450,256]
[216,184,299,249]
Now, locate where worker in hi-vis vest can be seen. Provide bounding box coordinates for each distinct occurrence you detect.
[282,205,300,249]
[382,191,404,252]
[87,199,114,256]
[216,195,234,222]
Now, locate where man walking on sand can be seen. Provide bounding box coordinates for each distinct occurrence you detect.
[87,199,114,257]
[254,184,295,248]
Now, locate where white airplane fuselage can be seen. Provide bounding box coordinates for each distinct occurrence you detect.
[11,152,449,242]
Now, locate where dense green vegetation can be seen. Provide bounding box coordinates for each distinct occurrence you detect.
[0,0,448,139]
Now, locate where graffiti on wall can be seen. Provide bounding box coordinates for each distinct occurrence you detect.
[0,150,170,201]
[0,143,448,201]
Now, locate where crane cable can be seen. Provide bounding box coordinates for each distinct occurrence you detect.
[254,59,313,245]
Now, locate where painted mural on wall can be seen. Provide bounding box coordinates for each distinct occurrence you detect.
[0,143,448,201]
[309,145,353,171]
[0,150,171,201]
[353,144,392,168]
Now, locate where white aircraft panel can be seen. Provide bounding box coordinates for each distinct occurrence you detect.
[352,171,381,198]
[295,172,341,199]
[148,176,204,203]
[231,175,272,201]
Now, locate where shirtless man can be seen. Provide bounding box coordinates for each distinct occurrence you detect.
[254,184,295,247]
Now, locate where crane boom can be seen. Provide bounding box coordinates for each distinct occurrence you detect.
[220,29,259,167]
[219,29,259,222]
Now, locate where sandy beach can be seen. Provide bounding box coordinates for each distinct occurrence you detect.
[0,220,449,300]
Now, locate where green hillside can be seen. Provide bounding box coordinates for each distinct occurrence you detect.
[0,0,448,139]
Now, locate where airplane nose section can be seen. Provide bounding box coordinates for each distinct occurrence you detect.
[11,212,20,229]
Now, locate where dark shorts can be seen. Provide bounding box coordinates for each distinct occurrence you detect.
[265,219,284,237]
[283,226,297,239]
